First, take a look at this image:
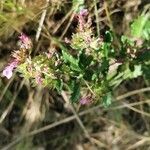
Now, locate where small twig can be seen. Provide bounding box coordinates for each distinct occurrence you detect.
[122,102,150,117]
[19,0,25,5]
[61,91,91,139]
[52,9,73,34]
[127,139,149,150]
[116,87,150,101]
[0,80,25,124]
[111,99,150,110]
[97,9,122,22]
[0,74,15,103]
[35,0,49,42]
[103,1,120,48]
[103,1,113,31]
[94,0,100,37]
[60,12,75,39]
[84,80,96,96]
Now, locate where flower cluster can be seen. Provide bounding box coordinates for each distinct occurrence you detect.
[16,51,58,86]
[76,9,88,31]
[2,33,32,79]
[71,9,102,55]
[2,31,60,88]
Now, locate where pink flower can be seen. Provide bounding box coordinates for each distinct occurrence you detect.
[2,66,13,79]
[45,51,54,59]
[79,9,88,16]
[18,33,31,49]
[35,75,43,84]
[9,59,19,68]
[46,53,52,59]
[19,33,29,44]
[74,9,88,31]
[80,96,91,105]
[76,9,88,31]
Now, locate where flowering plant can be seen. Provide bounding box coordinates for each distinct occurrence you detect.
[2,9,150,106]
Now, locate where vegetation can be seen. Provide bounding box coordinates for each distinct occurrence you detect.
[0,0,150,149]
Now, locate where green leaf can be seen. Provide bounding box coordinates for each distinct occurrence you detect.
[123,64,142,79]
[79,52,93,69]
[132,65,142,78]
[100,57,109,76]
[62,50,81,72]
[104,31,113,43]
[101,37,113,58]
[17,63,32,79]
[73,0,85,12]
[102,92,112,107]
[121,35,134,46]
[70,81,81,102]
[55,79,63,94]
[131,14,149,38]
[143,20,150,40]
[103,43,110,58]
[83,68,94,81]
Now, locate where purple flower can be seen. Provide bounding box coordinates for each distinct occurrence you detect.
[2,59,19,79]
[2,66,13,79]
[80,96,91,105]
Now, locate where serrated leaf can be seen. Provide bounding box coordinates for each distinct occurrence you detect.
[62,50,81,72]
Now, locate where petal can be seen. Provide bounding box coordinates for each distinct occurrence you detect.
[2,67,13,79]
